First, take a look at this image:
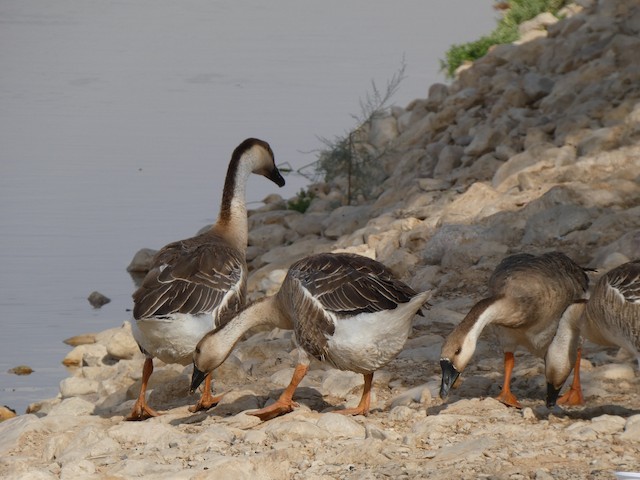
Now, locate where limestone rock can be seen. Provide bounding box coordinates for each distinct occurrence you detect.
[47,397,96,416]
[63,333,96,346]
[322,205,372,239]
[87,291,110,308]
[105,321,139,360]
[0,414,42,456]
[248,224,289,250]
[464,125,503,156]
[264,419,331,442]
[0,405,17,422]
[316,413,366,439]
[59,376,99,399]
[8,365,33,375]
[126,247,157,272]
[368,115,399,148]
[389,385,432,408]
[321,370,363,399]
[522,204,593,244]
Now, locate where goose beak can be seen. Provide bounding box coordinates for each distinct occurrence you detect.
[440,358,460,400]
[546,382,562,408]
[268,167,286,187]
[190,365,207,393]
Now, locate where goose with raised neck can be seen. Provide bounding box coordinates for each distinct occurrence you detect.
[191,252,431,421]
[439,252,589,409]
[127,138,285,421]
[546,259,640,407]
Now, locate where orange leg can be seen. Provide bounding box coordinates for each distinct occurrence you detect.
[127,357,160,421]
[557,347,584,406]
[495,351,522,409]
[250,363,308,421]
[335,373,373,416]
[189,374,224,413]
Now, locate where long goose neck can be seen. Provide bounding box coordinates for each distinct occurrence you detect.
[459,296,503,346]
[546,300,586,387]
[215,154,253,249]
[224,296,277,344]
[210,295,291,360]
[442,296,504,371]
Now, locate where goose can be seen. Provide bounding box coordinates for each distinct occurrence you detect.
[190,252,431,421]
[546,259,640,407]
[127,138,285,421]
[439,252,589,409]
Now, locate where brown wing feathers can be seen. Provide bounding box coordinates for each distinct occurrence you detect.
[132,233,244,320]
[292,253,418,316]
[608,261,640,303]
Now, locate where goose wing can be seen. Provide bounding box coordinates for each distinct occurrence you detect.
[607,261,640,304]
[132,234,245,320]
[489,251,588,298]
[290,253,418,315]
[284,253,420,363]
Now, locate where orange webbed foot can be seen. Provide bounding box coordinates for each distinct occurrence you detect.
[495,391,522,409]
[188,392,225,413]
[249,400,298,421]
[556,387,584,406]
[126,401,159,421]
[333,406,369,416]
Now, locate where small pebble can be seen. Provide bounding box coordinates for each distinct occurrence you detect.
[88,291,111,308]
[0,405,17,422]
[8,365,34,375]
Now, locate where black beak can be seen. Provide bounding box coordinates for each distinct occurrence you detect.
[546,382,562,408]
[190,365,207,394]
[268,166,286,187]
[440,359,460,400]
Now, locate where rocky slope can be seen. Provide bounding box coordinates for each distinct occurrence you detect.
[2,0,640,478]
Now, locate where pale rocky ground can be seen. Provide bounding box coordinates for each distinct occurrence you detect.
[2,0,640,478]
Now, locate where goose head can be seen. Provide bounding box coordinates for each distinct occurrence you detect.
[439,329,478,400]
[544,301,585,407]
[543,340,575,408]
[190,325,233,393]
[236,137,285,187]
[439,298,497,400]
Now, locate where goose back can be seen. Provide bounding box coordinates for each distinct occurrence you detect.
[584,260,640,352]
[277,253,424,370]
[132,230,246,322]
[489,252,589,353]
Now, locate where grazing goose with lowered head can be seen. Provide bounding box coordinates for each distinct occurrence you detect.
[440,252,589,408]
[191,252,431,421]
[127,138,285,421]
[546,259,640,407]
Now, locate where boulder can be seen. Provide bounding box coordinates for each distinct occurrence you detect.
[105,321,140,360]
[126,248,157,273]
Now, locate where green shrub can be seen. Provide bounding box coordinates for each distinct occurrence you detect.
[441,0,569,78]
[309,62,406,204]
[287,188,315,213]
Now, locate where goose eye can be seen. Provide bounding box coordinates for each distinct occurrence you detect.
[455,347,461,356]
[195,347,201,355]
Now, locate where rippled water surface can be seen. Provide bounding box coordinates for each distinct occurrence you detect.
[0,0,495,413]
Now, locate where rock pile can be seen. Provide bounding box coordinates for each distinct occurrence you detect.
[2,0,639,478]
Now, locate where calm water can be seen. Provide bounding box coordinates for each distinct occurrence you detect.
[0,0,496,413]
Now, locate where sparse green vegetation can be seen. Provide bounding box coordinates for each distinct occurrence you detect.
[296,62,406,205]
[287,188,315,213]
[441,0,569,78]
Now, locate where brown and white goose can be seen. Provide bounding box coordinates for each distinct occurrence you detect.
[190,252,431,421]
[439,252,589,408]
[127,138,285,421]
[546,259,640,407]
